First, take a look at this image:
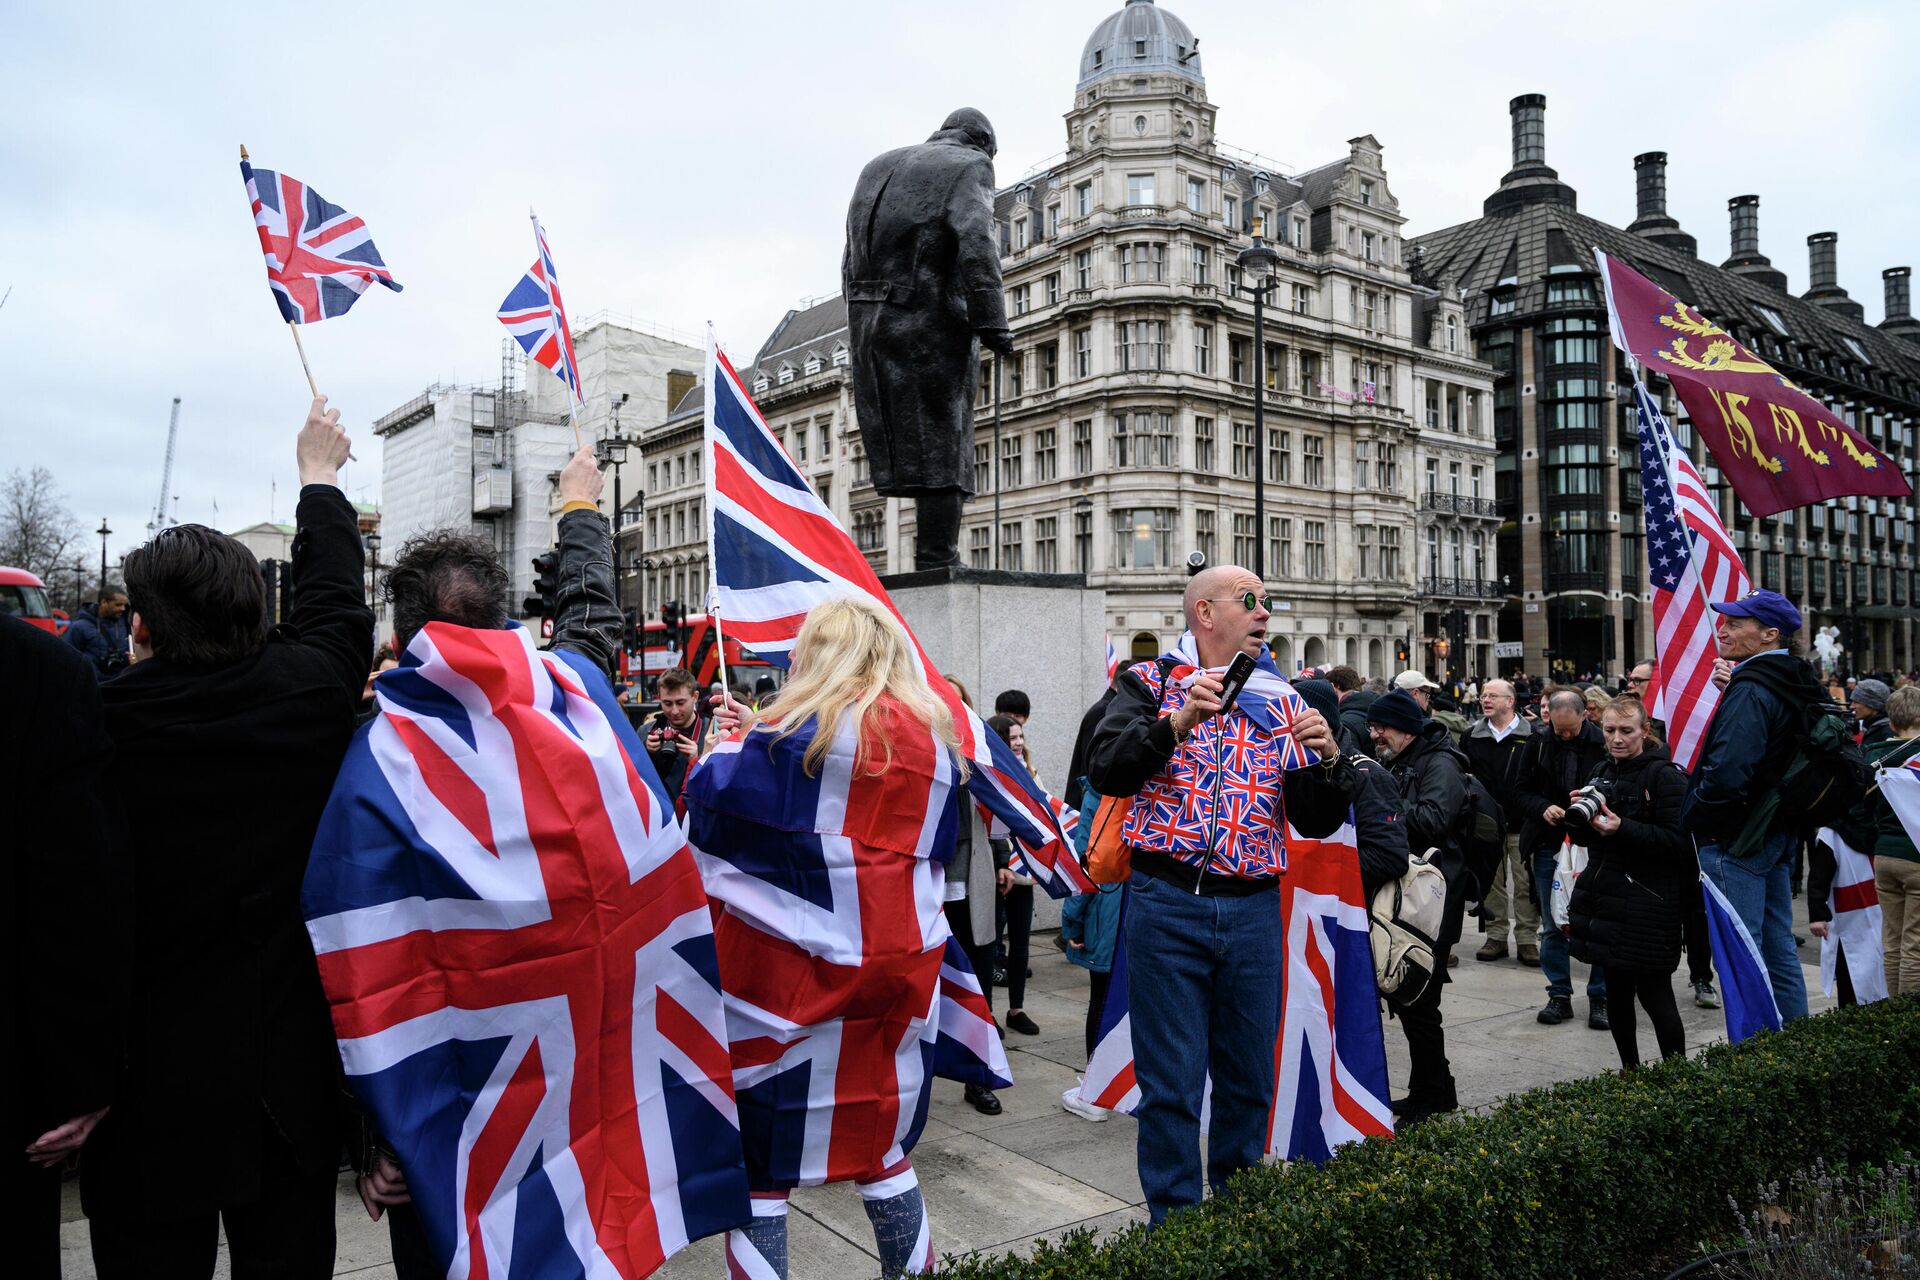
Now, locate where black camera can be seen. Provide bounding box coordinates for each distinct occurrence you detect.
[1563,782,1609,833]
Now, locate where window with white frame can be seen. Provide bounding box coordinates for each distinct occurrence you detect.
[1191,245,1210,286]
[1000,521,1023,571]
[1303,434,1325,486]
[1223,194,1238,228]
[998,434,1022,488]
[1271,517,1292,576]
[1231,421,1255,478]
[1034,516,1058,572]
[1231,512,1255,565]
[969,526,990,569]
[1194,416,1215,472]
[1073,328,1092,378]
[1196,508,1217,564]
[1076,181,1093,217]
[1193,324,1213,374]
[1186,176,1205,212]
[1034,426,1057,480]
[1303,521,1327,578]
[1072,419,1093,472]
[1127,173,1156,206]
[1074,249,1093,290]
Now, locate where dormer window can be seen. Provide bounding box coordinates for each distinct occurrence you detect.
[1359,179,1375,207]
[1755,305,1789,336]
[753,375,769,393]
[831,344,849,367]
[804,355,822,375]
[1252,172,1269,197]
[1093,50,1103,68]
[777,363,795,386]
[1134,38,1146,57]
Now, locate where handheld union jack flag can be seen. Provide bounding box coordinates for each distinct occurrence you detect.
[301,624,749,1278]
[239,155,401,324]
[497,212,584,408]
[702,333,1092,898]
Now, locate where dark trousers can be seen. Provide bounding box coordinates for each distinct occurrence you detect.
[998,884,1034,1008]
[89,1132,336,1280]
[385,1201,440,1280]
[944,898,995,1012]
[1683,881,1715,986]
[19,1156,62,1280]
[1604,968,1685,1068]
[1392,975,1455,1108]
[1085,968,1113,1060]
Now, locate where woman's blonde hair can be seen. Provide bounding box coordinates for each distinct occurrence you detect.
[760,595,969,780]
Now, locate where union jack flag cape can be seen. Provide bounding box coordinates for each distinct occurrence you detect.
[239,157,401,324]
[702,334,1092,899]
[684,700,1011,1190]
[1080,818,1393,1162]
[301,624,748,1278]
[496,213,584,407]
[1813,827,1888,1004]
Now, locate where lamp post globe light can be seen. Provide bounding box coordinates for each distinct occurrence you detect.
[96,518,112,598]
[1235,218,1283,582]
[598,392,632,614]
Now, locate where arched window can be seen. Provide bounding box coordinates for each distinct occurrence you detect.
[1345,638,1359,668]
[1446,314,1459,353]
[1270,635,1292,671]
[1303,637,1326,669]
[1368,638,1384,675]
[1131,630,1160,661]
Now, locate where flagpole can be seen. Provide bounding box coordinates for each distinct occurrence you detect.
[703,322,732,701]
[288,323,319,398]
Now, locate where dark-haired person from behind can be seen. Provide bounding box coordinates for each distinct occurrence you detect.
[1566,697,1691,1068]
[84,397,374,1280]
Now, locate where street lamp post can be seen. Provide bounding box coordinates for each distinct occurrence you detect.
[1236,218,1283,583]
[597,393,632,614]
[96,518,111,599]
[364,530,382,614]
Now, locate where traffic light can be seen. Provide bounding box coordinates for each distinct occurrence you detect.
[523,550,559,617]
[661,599,685,652]
[1395,639,1410,665]
[621,607,639,653]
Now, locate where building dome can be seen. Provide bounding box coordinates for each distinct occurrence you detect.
[1078,0,1203,91]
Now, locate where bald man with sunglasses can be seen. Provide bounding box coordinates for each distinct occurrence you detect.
[1089,564,1355,1227]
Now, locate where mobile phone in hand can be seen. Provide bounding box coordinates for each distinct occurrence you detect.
[1216,651,1258,714]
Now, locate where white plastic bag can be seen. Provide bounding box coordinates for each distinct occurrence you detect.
[1549,838,1588,935]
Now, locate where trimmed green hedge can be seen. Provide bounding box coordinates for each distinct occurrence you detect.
[940,996,1920,1280]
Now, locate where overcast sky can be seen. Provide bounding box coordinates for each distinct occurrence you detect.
[3,0,1915,568]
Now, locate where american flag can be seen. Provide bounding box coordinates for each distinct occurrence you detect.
[702,334,1092,898]
[1634,379,1751,771]
[684,702,1010,1190]
[240,157,401,324]
[301,624,748,1278]
[1080,818,1393,1164]
[497,213,584,408]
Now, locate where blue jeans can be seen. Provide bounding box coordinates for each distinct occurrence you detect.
[1532,849,1606,1002]
[1697,834,1810,1022]
[1125,870,1281,1226]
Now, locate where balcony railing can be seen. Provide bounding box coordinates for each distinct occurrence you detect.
[1419,492,1500,517]
[1420,576,1506,600]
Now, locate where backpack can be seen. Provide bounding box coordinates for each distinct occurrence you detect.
[1456,773,1509,903]
[1728,697,1872,858]
[1369,848,1449,1004]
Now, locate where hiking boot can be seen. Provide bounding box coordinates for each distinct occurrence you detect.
[1693,981,1721,1010]
[1476,939,1509,962]
[964,1084,1002,1116]
[1536,996,1574,1025]
[1588,1005,1611,1031]
[1516,943,1541,967]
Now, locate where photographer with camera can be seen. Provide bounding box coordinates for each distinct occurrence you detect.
[643,666,711,806]
[1516,689,1610,1028]
[1564,697,1691,1068]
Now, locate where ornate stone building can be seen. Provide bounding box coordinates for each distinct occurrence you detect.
[1413,95,1919,678]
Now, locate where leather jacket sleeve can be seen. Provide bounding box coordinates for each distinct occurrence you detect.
[550,508,621,677]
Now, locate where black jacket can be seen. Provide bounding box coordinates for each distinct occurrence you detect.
[1568,744,1690,974]
[1338,690,1378,758]
[643,707,713,801]
[1065,686,1120,813]
[83,485,373,1223]
[1348,752,1410,901]
[3,617,130,1144]
[1460,714,1536,828]
[1087,664,1356,852]
[1682,652,1827,844]
[1382,719,1472,948]
[548,506,623,676]
[1515,720,1609,857]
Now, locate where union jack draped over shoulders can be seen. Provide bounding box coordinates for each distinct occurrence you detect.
[239,157,400,324]
[496,213,584,407]
[702,335,1092,898]
[301,623,748,1278]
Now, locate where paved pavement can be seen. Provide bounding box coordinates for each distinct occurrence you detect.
[59,904,1835,1278]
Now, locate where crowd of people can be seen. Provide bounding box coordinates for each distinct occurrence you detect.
[13,399,1919,1278]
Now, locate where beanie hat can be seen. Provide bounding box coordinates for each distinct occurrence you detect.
[1850,678,1891,715]
[1366,689,1427,735]
[1291,678,1341,725]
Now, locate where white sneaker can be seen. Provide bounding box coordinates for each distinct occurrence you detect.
[1060,1083,1109,1122]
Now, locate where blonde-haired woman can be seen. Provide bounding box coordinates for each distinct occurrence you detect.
[686,595,973,1279]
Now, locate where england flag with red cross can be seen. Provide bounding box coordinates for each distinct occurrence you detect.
[302,623,749,1278]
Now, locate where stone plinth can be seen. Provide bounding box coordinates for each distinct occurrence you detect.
[884,567,1108,932]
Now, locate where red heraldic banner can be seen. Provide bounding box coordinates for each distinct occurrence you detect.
[1597,249,1910,517]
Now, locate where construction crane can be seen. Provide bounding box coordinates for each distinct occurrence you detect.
[149,397,182,534]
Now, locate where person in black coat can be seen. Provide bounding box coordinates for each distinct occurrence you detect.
[1567,698,1691,1067]
[1514,689,1611,1027]
[6,616,130,1279]
[1367,690,1469,1124]
[1295,679,1408,898]
[82,398,372,1279]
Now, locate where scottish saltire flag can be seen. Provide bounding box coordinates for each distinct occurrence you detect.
[1885,753,1920,846]
[702,335,1091,898]
[1104,633,1121,685]
[1814,828,1888,1004]
[240,156,401,323]
[497,213,584,407]
[1082,819,1391,1166]
[685,703,995,1189]
[1632,379,1750,771]
[1699,871,1783,1042]
[1161,632,1316,763]
[302,624,748,1278]
[1267,820,1393,1163]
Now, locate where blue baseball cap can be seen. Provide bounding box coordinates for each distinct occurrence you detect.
[1710,589,1803,634]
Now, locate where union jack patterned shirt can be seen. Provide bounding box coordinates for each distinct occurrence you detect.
[1117,660,1292,878]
